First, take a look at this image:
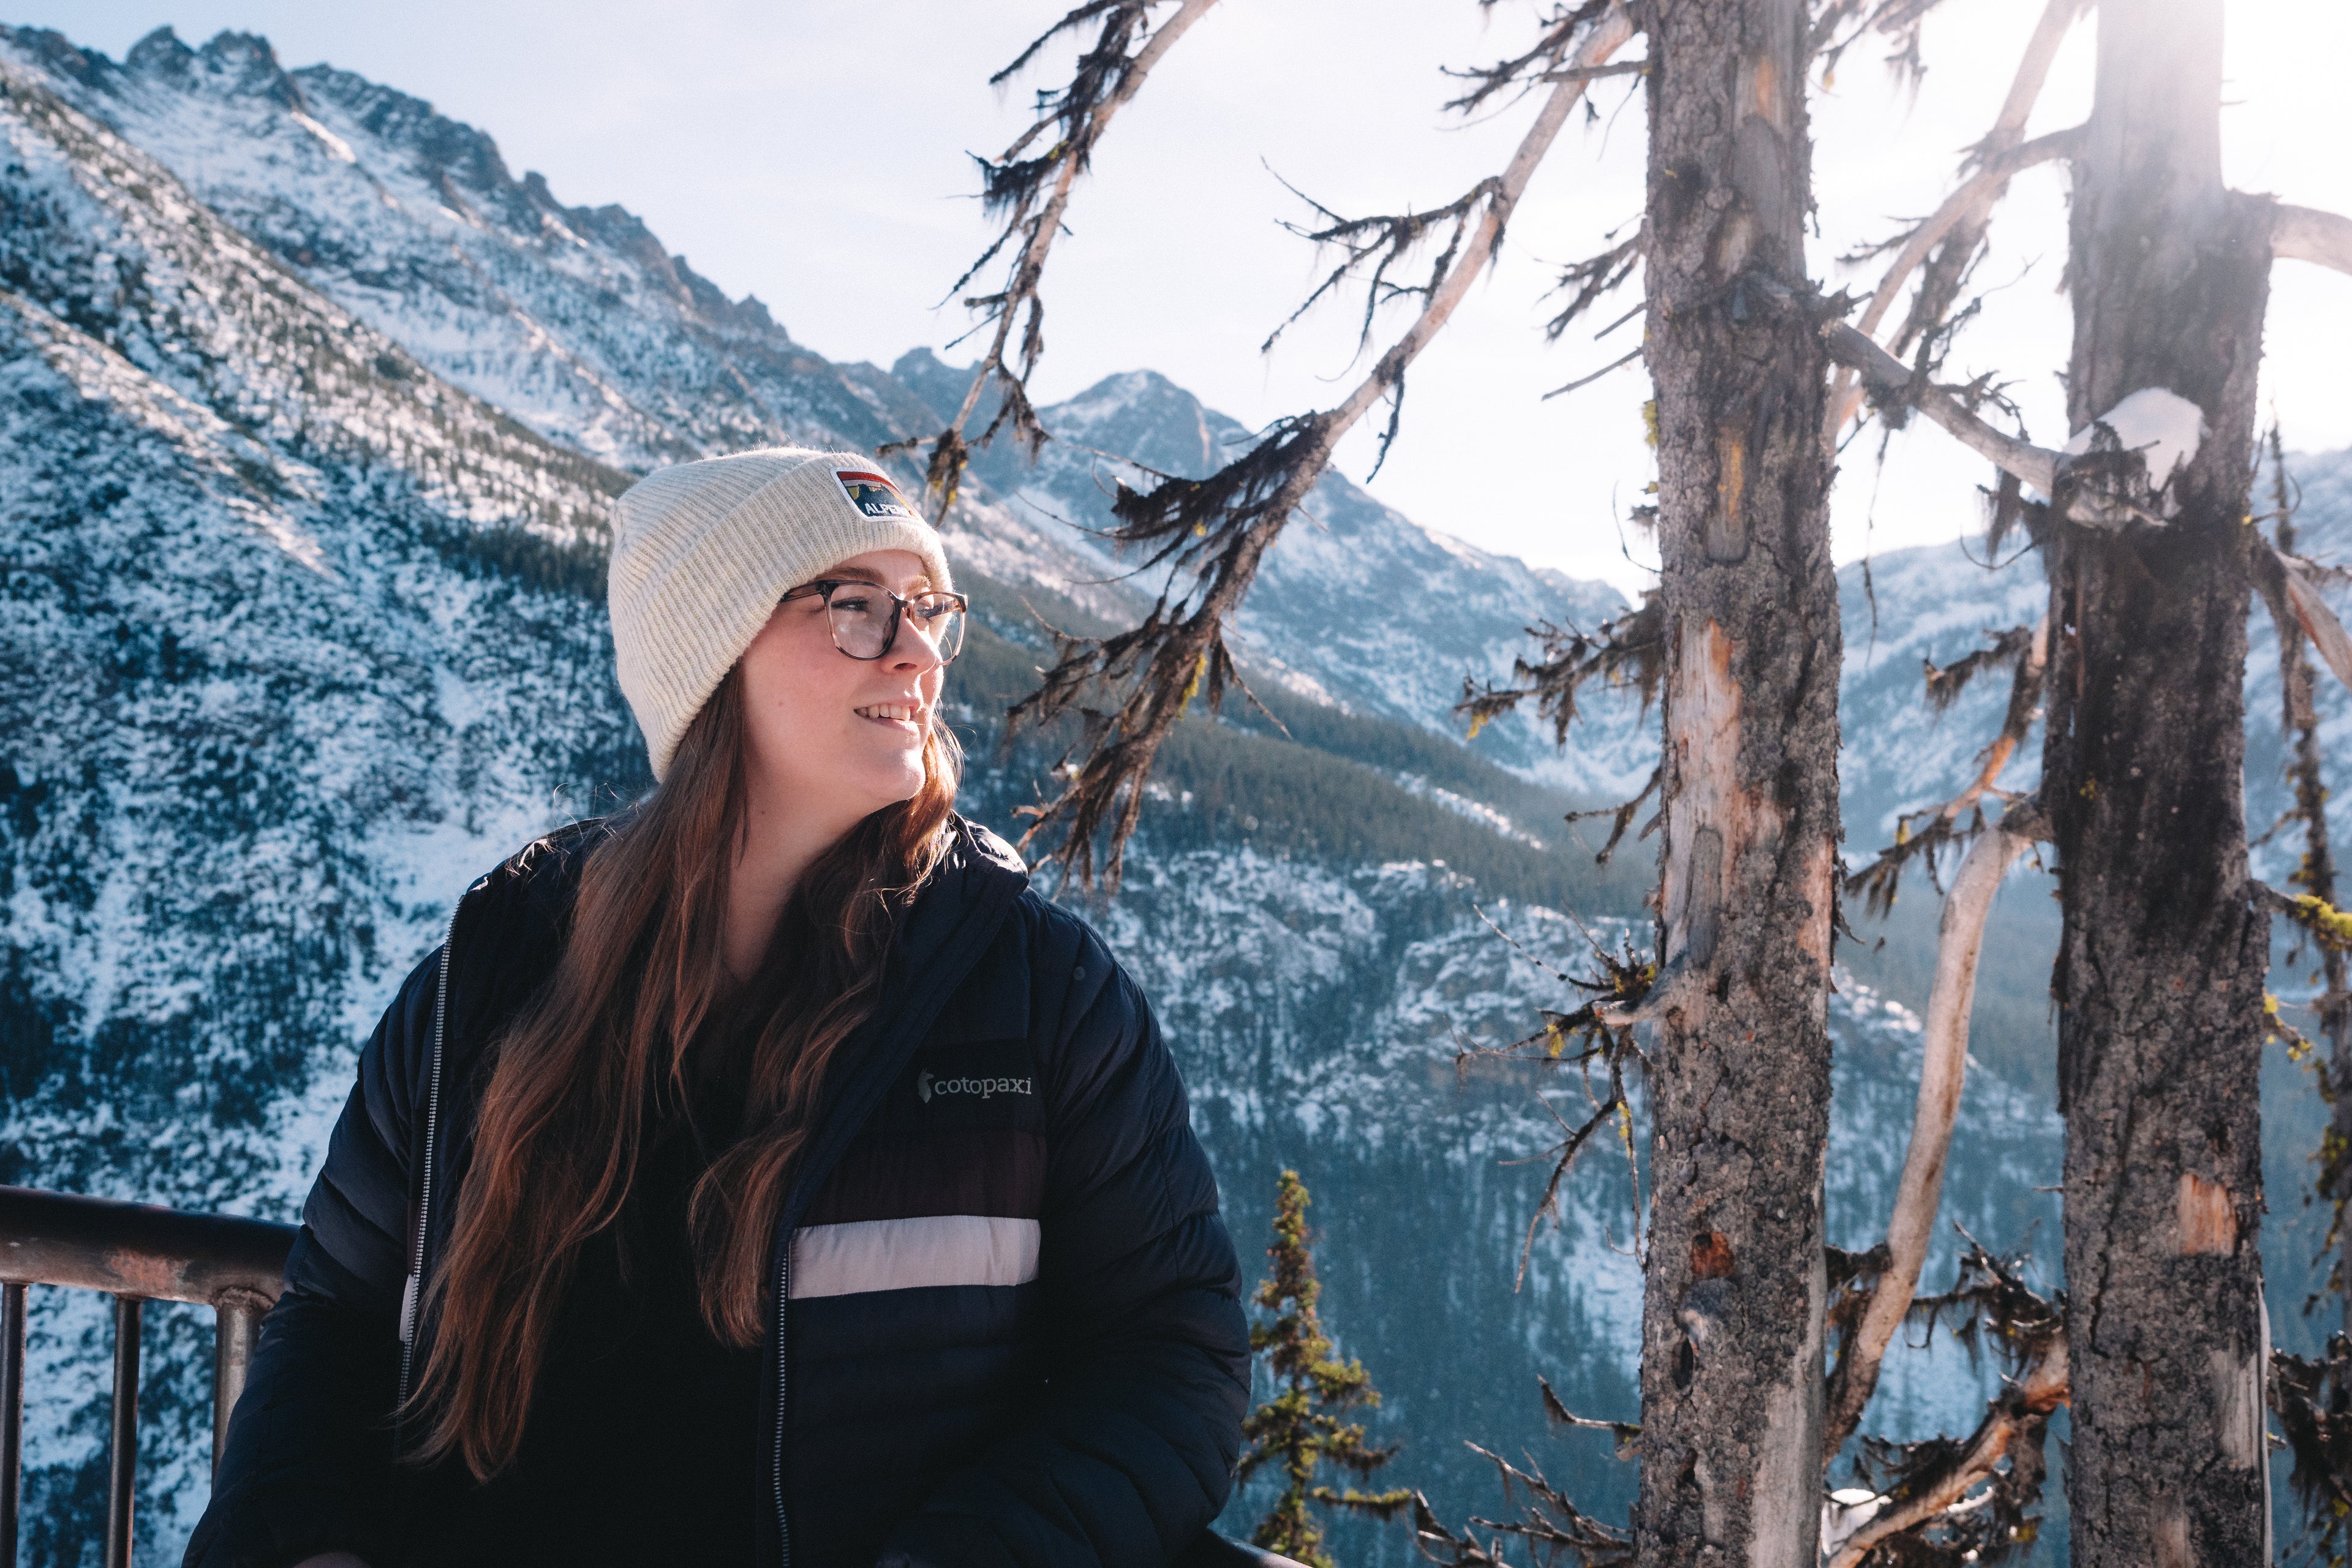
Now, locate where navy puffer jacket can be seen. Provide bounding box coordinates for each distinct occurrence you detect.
[184,815,1254,1567]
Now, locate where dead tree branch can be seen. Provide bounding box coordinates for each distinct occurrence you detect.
[1441,0,1621,113]
[1562,763,1662,867]
[1009,4,1638,886]
[1406,1381,1635,1565]
[1845,616,2049,916]
[2254,431,2352,1325]
[897,0,1219,517]
[1455,919,1654,1287]
[1544,227,1646,347]
[1826,315,2339,565]
[1456,592,1665,747]
[2260,536,2352,693]
[1812,0,1963,93]
[2253,883,2352,954]
[1823,0,2092,448]
[1824,124,2086,445]
[1822,322,2061,497]
[1826,1241,2068,1568]
[2270,1336,2352,1561]
[1826,1330,2068,1568]
[1823,820,2041,1458]
[2274,203,2352,279]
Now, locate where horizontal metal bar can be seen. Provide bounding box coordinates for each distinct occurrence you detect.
[0,1186,292,1306]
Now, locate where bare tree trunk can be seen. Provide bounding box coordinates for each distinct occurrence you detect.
[1630,4,1839,1563]
[2046,2,2274,1561]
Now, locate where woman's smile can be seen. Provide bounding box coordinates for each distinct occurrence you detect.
[853,699,926,731]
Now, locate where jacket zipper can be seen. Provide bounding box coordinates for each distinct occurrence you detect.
[772,1238,792,1565]
[396,899,461,1412]
[757,827,1025,1561]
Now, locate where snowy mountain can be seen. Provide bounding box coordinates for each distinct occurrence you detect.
[3,21,2347,1565]
[2,21,1642,797]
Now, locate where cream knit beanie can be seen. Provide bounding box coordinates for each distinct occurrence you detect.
[608,447,953,780]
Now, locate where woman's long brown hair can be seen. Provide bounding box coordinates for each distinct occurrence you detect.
[405,666,960,1480]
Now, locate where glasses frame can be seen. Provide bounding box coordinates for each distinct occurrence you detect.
[778,579,970,664]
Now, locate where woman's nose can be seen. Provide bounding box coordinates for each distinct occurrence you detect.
[891,619,946,673]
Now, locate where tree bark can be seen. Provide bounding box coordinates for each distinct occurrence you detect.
[2046,2,2274,1562]
[1631,5,1840,1564]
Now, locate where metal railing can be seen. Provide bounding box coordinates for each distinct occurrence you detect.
[0,1186,292,1568]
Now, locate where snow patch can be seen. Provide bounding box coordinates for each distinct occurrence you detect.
[287,110,355,164]
[1394,772,1546,848]
[2065,386,2207,490]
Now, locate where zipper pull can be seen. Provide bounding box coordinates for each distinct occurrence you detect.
[399,1272,420,1345]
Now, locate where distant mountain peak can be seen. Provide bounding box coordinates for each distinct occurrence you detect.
[124,26,307,113]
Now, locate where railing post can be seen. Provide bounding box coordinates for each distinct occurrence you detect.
[2,1281,24,1568]
[104,1295,140,1568]
[212,1289,266,1475]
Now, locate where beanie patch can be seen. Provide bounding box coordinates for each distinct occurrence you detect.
[835,469,919,523]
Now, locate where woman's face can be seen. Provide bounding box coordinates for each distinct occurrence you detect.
[735,548,946,837]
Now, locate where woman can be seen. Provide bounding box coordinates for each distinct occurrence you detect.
[187,448,1253,1567]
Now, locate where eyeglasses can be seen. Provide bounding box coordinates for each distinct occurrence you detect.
[778,579,969,663]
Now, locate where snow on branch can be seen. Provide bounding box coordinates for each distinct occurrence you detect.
[1008,4,1637,886]
[892,0,1220,517]
[2275,203,2352,279]
[1822,316,2242,545]
[2062,387,2203,489]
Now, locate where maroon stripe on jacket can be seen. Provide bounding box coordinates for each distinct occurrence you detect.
[801,1128,1046,1227]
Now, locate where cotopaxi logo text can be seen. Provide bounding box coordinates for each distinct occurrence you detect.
[918,1069,1034,1104]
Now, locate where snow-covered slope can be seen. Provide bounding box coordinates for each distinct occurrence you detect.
[0,34,649,1560]
[4,24,927,470]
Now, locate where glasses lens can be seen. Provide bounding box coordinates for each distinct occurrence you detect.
[910,594,965,662]
[821,586,892,658]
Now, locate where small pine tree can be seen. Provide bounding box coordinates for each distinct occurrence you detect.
[1239,1169,1412,1567]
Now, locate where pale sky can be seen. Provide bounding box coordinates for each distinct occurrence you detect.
[18,1,2352,597]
